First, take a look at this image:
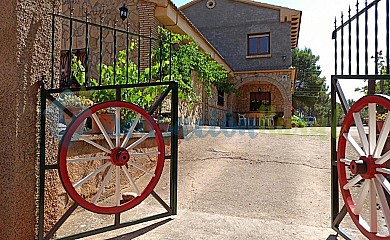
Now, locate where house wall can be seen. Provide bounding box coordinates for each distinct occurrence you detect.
[0,0,61,238]
[177,71,228,133]
[203,86,228,126]
[60,0,161,82]
[230,71,292,127]
[235,83,284,113]
[181,0,292,72]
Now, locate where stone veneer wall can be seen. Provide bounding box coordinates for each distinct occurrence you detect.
[178,71,202,135]
[230,71,292,128]
[203,87,228,126]
[61,1,140,81]
[235,83,284,113]
[176,70,228,132]
[137,0,161,70]
[61,0,161,82]
[0,1,61,239]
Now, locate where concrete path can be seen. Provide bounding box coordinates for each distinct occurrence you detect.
[59,127,367,239]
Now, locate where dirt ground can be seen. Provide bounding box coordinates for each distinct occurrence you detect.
[56,127,368,239]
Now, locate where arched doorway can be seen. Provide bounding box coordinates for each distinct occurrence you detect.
[228,74,292,128]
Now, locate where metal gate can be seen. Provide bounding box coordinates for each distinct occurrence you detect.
[331,0,390,239]
[37,8,178,239]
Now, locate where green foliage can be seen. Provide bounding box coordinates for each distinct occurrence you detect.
[157,116,171,123]
[153,28,235,103]
[71,43,161,119]
[292,47,329,119]
[355,51,389,95]
[71,29,234,119]
[291,115,307,128]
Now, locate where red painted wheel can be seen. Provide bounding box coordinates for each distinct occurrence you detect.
[338,94,390,239]
[58,101,165,214]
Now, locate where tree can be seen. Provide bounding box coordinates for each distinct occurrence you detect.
[292,47,329,123]
[355,50,388,95]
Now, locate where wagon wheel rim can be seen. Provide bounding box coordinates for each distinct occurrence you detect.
[338,94,390,239]
[58,101,165,214]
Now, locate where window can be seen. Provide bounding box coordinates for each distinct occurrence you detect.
[217,88,224,106]
[60,49,86,88]
[250,92,271,111]
[247,33,270,56]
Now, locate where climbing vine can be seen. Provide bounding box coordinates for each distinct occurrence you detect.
[152,28,236,102]
[71,28,235,110]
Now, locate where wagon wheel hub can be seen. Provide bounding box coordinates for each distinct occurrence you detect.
[110,147,130,167]
[350,156,378,179]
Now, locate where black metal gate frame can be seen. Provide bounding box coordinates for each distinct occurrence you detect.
[331,0,390,238]
[37,10,179,239]
[38,81,178,240]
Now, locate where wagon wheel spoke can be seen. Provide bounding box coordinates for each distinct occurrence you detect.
[125,131,155,151]
[368,103,378,155]
[337,95,390,239]
[340,158,353,165]
[59,101,165,214]
[67,155,110,163]
[128,160,156,177]
[115,107,121,148]
[375,174,390,195]
[115,166,121,206]
[73,162,111,189]
[369,179,378,233]
[343,175,363,190]
[121,166,141,196]
[377,168,390,175]
[73,133,111,153]
[130,151,160,157]
[343,133,366,157]
[92,165,114,204]
[121,114,141,148]
[92,113,115,149]
[353,112,369,155]
[373,177,390,233]
[377,150,390,165]
[353,180,370,215]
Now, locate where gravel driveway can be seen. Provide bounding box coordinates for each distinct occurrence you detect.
[58,127,367,239]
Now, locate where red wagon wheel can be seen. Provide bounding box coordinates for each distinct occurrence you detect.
[58,101,165,214]
[338,94,390,239]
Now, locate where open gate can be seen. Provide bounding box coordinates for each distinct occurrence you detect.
[331,0,390,239]
[37,9,178,239]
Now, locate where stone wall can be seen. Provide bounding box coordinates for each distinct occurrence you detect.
[137,0,161,70]
[176,71,228,132]
[230,71,292,128]
[60,0,161,83]
[235,83,284,113]
[181,0,292,72]
[203,87,228,126]
[178,71,202,135]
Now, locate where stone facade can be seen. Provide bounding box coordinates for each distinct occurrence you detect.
[202,87,228,126]
[60,0,161,82]
[229,71,293,127]
[137,0,161,69]
[181,0,293,72]
[177,71,227,132]
[181,0,299,128]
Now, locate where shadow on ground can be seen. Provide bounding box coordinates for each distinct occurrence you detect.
[326,234,338,239]
[105,218,173,240]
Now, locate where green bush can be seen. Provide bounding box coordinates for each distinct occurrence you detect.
[291,115,307,128]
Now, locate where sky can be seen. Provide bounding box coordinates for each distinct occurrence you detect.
[172,0,388,101]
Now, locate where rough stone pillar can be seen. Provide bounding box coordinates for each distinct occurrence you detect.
[137,0,160,70]
[0,1,58,239]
